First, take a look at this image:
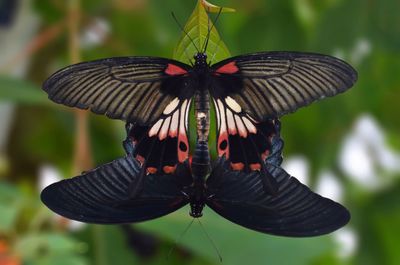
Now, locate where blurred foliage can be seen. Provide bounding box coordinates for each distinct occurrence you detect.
[0,0,399,264]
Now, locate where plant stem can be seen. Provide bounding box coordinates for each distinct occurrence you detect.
[67,0,93,175]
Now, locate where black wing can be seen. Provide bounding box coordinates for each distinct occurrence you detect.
[206,161,350,237]
[41,156,188,224]
[125,96,192,174]
[210,51,357,121]
[43,57,194,125]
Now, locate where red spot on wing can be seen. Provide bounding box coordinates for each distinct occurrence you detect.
[249,163,261,171]
[165,64,188,76]
[178,133,189,162]
[136,155,145,165]
[231,162,244,171]
[215,61,239,75]
[217,132,229,159]
[163,165,176,174]
[147,167,157,174]
[261,150,270,161]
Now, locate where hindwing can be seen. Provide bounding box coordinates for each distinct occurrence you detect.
[213,96,278,171]
[206,160,350,237]
[126,98,192,174]
[41,156,188,224]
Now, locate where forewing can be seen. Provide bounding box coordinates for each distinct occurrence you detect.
[43,57,194,125]
[207,161,350,237]
[41,156,188,224]
[210,51,357,121]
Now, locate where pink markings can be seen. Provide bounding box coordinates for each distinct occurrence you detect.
[163,165,176,174]
[147,167,157,174]
[136,155,145,165]
[249,163,261,171]
[261,150,270,161]
[217,132,229,159]
[178,133,189,163]
[215,61,239,75]
[165,64,188,76]
[231,162,244,171]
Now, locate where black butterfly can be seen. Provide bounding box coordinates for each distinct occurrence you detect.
[42,119,350,236]
[41,48,356,236]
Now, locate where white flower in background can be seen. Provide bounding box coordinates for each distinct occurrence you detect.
[334,227,358,259]
[80,18,111,49]
[38,165,61,192]
[333,37,371,66]
[282,155,309,185]
[339,114,400,190]
[315,170,344,203]
[350,38,372,65]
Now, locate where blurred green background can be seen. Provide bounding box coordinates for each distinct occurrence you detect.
[1,0,399,264]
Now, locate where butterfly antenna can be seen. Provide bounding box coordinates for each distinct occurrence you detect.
[167,218,195,260]
[202,7,223,54]
[171,12,200,53]
[197,219,223,263]
[210,37,222,63]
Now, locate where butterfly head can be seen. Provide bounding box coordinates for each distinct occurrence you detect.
[194,52,208,68]
[183,184,206,218]
[189,201,205,218]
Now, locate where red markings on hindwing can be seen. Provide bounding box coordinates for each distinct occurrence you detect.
[165,64,188,76]
[231,162,244,171]
[215,61,239,75]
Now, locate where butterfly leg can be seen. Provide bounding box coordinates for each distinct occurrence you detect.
[123,123,136,155]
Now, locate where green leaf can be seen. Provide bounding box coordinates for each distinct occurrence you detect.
[0,75,49,105]
[0,182,23,231]
[137,207,336,265]
[173,0,231,64]
[201,0,235,13]
[16,233,88,264]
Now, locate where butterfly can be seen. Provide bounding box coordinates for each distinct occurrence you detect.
[40,47,357,236]
[42,119,350,236]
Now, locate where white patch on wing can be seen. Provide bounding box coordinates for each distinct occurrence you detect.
[149,119,163,137]
[225,96,242,113]
[217,100,227,134]
[163,97,179,115]
[235,115,247,138]
[242,116,257,133]
[159,116,170,140]
[214,99,221,131]
[226,109,237,135]
[184,99,191,132]
[169,111,179,137]
[179,100,188,135]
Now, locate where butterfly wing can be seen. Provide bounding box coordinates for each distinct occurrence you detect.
[210,51,357,122]
[206,161,350,236]
[45,56,194,174]
[125,96,192,174]
[43,57,194,125]
[210,51,355,173]
[41,156,188,224]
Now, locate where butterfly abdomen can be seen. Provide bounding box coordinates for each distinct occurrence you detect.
[194,89,210,142]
